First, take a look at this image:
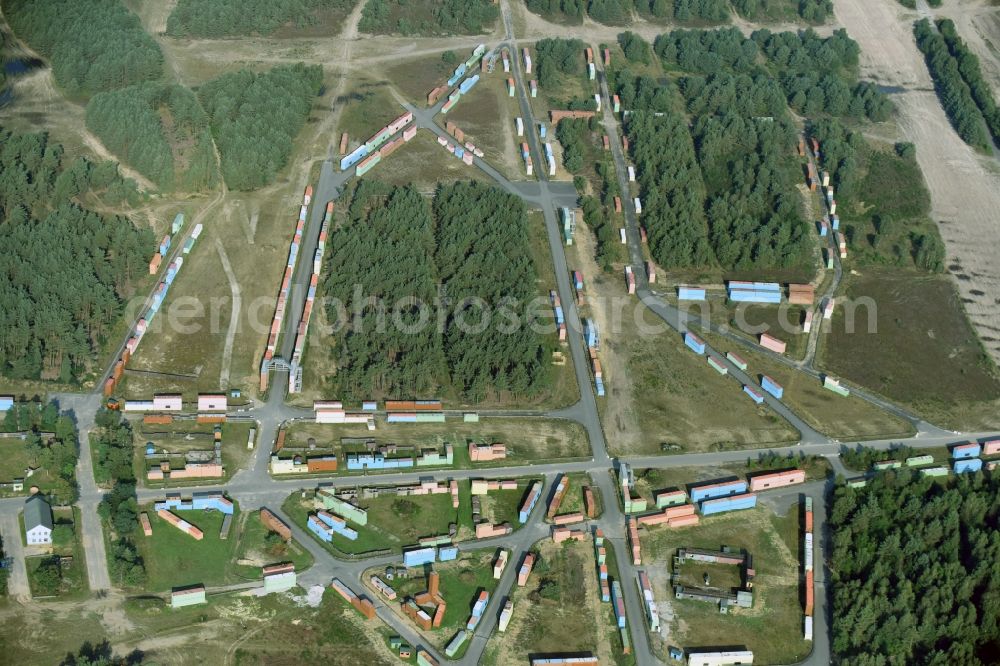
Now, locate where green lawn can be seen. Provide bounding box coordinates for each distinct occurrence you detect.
[25,507,88,599]
[285,486,466,557]
[232,512,314,580]
[481,480,541,526]
[136,506,241,592]
[640,505,809,664]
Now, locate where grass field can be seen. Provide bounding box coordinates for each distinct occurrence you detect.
[336,74,402,143]
[479,480,539,526]
[284,484,470,556]
[232,511,314,580]
[25,507,88,599]
[640,505,810,664]
[283,418,591,469]
[136,505,242,592]
[135,420,255,487]
[819,271,1000,429]
[0,438,59,498]
[481,539,633,666]
[707,303,810,362]
[446,73,522,180]
[694,327,916,441]
[375,549,500,657]
[526,210,583,410]
[353,131,494,191]
[385,52,458,106]
[623,300,800,455]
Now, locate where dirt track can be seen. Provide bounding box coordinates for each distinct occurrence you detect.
[835,0,1000,363]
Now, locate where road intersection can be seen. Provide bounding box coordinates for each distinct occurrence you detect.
[4,7,995,665]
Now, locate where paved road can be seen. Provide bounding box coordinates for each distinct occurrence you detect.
[0,503,30,601]
[5,20,997,666]
[54,392,111,594]
[494,6,658,662]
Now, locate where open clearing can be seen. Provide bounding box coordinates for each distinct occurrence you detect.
[445,70,523,180]
[833,0,1000,369]
[820,271,1000,430]
[620,299,799,455]
[481,539,620,666]
[284,483,472,556]
[639,504,809,664]
[284,417,590,467]
[135,505,242,592]
[695,327,916,441]
[232,510,314,577]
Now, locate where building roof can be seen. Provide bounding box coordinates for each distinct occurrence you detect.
[24,495,53,531]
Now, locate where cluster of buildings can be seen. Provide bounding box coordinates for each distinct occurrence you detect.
[152,492,234,541]
[146,437,224,481]
[673,547,755,610]
[307,490,368,542]
[623,468,806,565]
[123,393,228,416]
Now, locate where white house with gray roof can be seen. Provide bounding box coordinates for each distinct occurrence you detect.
[24,495,53,545]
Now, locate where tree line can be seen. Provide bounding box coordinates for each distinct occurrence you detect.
[935,18,1000,149]
[198,63,323,190]
[359,0,498,36]
[655,27,891,121]
[433,181,550,400]
[830,471,1000,663]
[694,113,811,271]
[3,0,163,97]
[321,181,550,402]
[0,130,152,382]
[638,0,730,24]
[618,32,652,64]
[731,0,832,24]
[525,0,586,24]
[85,83,219,191]
[94,408,147,587]
[167,0,353,38]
